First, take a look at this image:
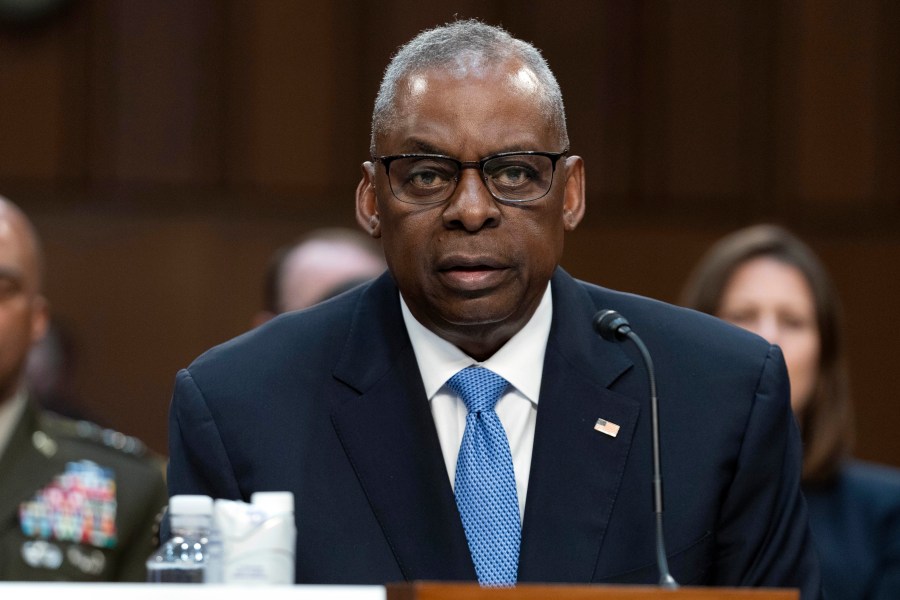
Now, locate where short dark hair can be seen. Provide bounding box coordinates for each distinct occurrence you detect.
[680,224,852,485]
[370,18,568,155]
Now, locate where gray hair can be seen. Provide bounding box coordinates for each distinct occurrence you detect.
[370,19,569,155]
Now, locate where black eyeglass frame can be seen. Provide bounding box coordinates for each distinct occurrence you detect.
[372,149,570,205]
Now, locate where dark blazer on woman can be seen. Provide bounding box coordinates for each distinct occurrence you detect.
[806,460,900,599]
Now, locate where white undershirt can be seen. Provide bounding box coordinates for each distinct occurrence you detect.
[0,388,28,459]
[399,284,552,521]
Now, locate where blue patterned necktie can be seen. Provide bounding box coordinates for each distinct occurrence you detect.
[448,366,520,586]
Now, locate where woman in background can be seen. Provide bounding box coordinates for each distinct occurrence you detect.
[681,224,900,600]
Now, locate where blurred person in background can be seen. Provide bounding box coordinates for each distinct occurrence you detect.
[253,227,386,326]
[681,223,900,600]
[0,195,167,581]
[25,318,100,425]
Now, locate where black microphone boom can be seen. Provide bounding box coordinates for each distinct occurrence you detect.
[592,309,679,589]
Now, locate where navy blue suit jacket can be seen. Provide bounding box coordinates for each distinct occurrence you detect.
[806,460,900,599]
[167,269,821,597]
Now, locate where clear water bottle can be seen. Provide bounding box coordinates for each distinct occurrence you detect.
[146,494,213,583]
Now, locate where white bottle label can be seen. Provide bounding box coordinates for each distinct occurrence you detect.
[213,497,296,585]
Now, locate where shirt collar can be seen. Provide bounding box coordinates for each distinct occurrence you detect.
[0,387,29,458]
[400,284,552,405]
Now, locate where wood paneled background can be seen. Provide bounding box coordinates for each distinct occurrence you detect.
[1,1,898,467]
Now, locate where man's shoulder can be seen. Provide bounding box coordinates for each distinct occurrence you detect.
[569,275,769,354]
[36,411,165,479]
[191,283,365,370]
[181,277,399,396]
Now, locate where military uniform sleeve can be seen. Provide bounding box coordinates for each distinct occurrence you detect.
[712,345,822,599]
[167,368,242,500]
[110,455,168,581]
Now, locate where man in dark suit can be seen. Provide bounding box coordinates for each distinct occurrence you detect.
[167,20,822,597]
[0,196,168,581]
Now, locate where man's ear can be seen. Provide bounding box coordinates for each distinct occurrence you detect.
[30,295,49,344]
[562,155,586,231]
[356,162,381,238]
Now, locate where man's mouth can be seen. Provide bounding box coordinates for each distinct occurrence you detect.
[438,258,509,291]
[446,265,495,272]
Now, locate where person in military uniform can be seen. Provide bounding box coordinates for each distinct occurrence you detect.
[0,195,168,581]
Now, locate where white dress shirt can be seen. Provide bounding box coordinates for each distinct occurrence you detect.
[399,284,552,521]
[0,388,28,459]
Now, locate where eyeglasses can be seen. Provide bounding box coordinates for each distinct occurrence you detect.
[373,149,569,205]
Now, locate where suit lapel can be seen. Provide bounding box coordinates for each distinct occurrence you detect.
[331,274,474,581]
[518,270,641,583]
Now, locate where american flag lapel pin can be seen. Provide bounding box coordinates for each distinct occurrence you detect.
[594,417,620,438]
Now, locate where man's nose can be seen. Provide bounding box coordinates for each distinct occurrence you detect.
[442,168,500,231]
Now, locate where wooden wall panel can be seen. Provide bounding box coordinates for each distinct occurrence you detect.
[567,2,640,202]
[87,1,225,184]
[0,17,71,178]
[795,0,878,206]
[665,2,744,200]
[874,0,900,204]
[224,1,339,191]
[817,236,900,467]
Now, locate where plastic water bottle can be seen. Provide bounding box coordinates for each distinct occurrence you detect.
[146,495,213,583]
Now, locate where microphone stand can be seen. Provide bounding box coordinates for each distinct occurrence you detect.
[624,330,678,589]
[594,310,678,589]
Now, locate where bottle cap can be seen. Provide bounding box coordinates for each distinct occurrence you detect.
[169,494,213,516]
[251,491,294,515]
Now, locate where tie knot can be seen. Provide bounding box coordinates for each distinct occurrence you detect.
[447,367,509,414]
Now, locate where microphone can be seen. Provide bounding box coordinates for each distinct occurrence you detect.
[593,309,679,589]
